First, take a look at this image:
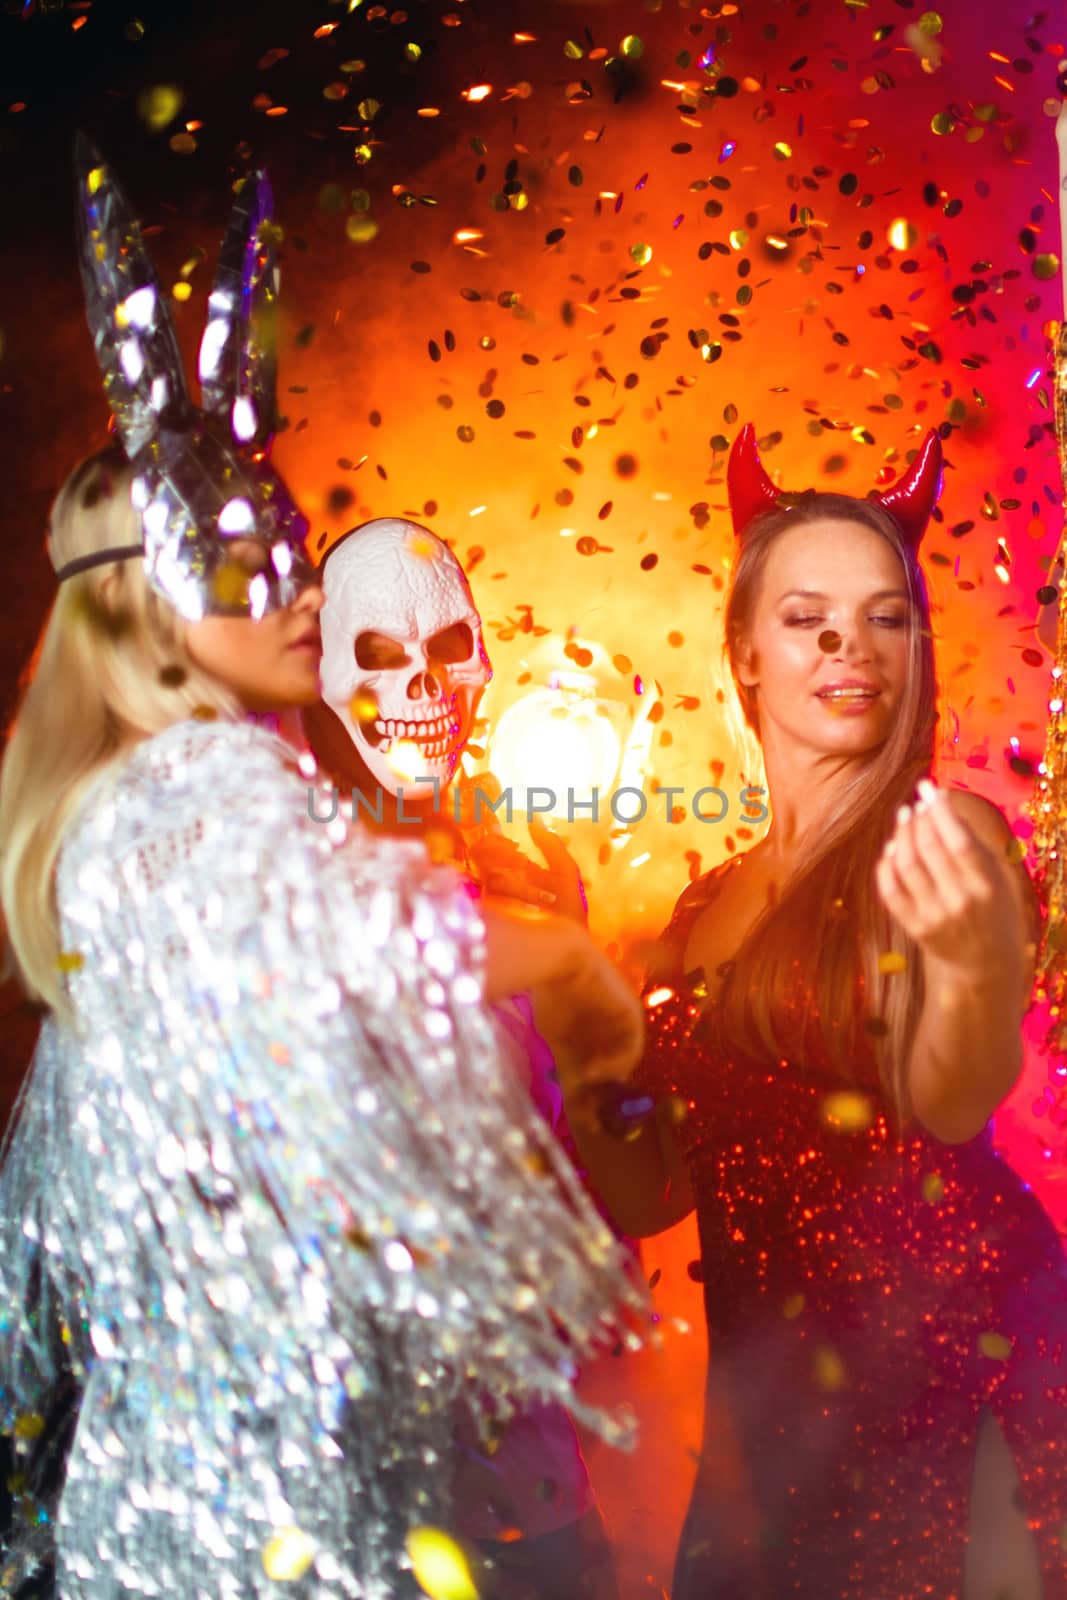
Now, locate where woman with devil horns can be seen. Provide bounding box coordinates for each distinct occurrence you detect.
[0,143,648,1598]
[574,428,1067,1598]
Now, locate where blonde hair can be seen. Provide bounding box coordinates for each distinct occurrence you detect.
[0,447,238,1014]
[714,492,938,1123]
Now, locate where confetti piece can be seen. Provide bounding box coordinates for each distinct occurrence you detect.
[345,215,379,244]
[55,952,85,974]
[262,1527,316,1582]
[976,1331,1013,1362]
[820,1092,875,1133]
[137,84,183,132]
[813,1346,849,1390]
[921,1173,945,1203]
[406,1527,479,1600]
[877,951,907,975]
[887,218,918,250]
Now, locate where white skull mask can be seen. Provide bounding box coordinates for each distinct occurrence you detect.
[319,518,492,796]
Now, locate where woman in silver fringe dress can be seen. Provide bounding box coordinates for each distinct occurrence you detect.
[0,143,645,1599]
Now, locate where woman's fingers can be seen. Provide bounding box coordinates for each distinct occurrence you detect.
[876,781,1017,972]
[527,817,589,923]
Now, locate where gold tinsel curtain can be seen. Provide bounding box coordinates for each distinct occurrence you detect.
[1026,319,1067,1069]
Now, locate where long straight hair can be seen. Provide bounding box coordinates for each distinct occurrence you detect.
[714,493,939,1122]
[0,447,239,1015]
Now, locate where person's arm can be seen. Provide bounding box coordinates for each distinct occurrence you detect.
[481,900,694,1235]
[481,901,641,1088]
[875,782,1038,1145]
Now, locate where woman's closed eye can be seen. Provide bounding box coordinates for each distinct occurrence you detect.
[784,613,906,628]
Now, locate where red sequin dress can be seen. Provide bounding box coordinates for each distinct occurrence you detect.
[639,858,1067,1599]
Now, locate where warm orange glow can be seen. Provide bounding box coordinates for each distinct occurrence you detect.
[463,84,492,103]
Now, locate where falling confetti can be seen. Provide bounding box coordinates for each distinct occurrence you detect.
[406,1527,480,1600]
[261,1527,316,1583]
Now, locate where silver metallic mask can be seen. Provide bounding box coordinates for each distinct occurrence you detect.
[74,133,315,620]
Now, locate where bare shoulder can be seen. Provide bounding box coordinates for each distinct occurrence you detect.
[669,854,741,921]
[939,786,1014,849]
[940,787,1040,941]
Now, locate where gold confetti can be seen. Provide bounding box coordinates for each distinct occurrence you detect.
[629,242,653,266]
[813,1346,848,1390]
[261,1527,316,1582]
[620,35,644,58]
[55,951,84,974]
[921,1172,944,1203]
[886,218,918,251]
[1033,253,1061,282]
[820,1091,874,1133]
[171,281,192,302]
[211,563,252,608]
[346,214,380,244]
[977,1331,1013,1362]
[406,1526,479,1600]
[13,1413,45,1440]
[137,84,183,133]
[783,1293,805,1319]
[877,951,907,975]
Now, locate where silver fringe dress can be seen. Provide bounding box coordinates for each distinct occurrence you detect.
[0,720,642,1598]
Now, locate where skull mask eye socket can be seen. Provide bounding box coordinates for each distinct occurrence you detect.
[426,622,474,666]
[354,630,410,670]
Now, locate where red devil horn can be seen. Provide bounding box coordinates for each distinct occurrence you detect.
[728,423,781,536]
[874,430,943,549]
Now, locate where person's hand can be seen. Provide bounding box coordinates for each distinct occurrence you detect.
[481,903,643,1109]
[468,818,588,923]
[874,779,1028,985]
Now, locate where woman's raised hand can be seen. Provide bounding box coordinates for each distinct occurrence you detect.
[874,779,1030,987]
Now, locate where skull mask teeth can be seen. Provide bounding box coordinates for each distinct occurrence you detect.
[319,519,492,796]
